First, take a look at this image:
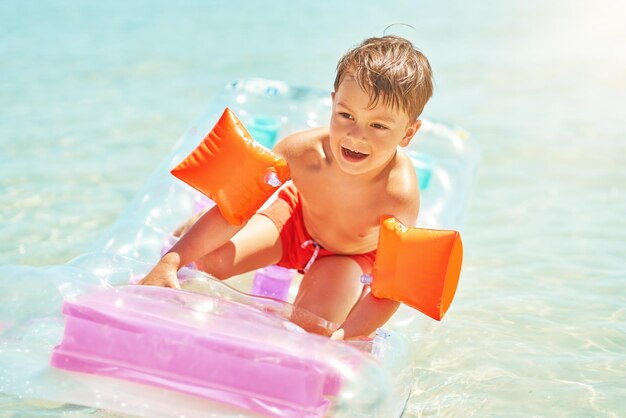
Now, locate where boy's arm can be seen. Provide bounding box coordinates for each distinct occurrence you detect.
[333,294,401,339]
[139,205,243,288]
[336,166,419,339]
[142,108,290,288]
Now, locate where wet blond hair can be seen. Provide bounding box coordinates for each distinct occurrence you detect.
[334,36,433,121]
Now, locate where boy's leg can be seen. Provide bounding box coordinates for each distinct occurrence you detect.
[293,256,364,326]
[196,213,283,279]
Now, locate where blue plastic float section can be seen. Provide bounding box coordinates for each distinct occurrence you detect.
[0,78,480,418]
[248,114,282,149]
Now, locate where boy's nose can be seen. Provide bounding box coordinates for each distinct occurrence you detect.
[348,124,366,139]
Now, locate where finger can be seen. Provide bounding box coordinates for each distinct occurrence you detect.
[330,328,344,341]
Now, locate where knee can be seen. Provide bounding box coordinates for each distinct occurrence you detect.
[197,247,235,280]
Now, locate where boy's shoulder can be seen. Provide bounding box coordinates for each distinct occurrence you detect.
[273,127,328,167]
[274,127,327,150]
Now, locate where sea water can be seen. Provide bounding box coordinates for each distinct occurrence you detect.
[1,0,625,416]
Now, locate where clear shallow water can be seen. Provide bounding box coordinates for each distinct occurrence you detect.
[1,0,625,416]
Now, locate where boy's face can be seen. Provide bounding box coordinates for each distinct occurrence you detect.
[329,76,420,177]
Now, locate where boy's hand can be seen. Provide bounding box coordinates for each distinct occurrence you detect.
[138,260,181,289]
[330,328,345,341]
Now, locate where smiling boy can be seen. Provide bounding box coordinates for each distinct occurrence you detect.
[140,36,434,339]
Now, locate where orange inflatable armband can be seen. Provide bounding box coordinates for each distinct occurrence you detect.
[171,108,290,226]
[365,216,463,320]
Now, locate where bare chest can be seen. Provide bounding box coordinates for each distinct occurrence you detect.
[293,173,386,252]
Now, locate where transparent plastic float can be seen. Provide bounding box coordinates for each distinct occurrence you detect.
[0,78,480,417]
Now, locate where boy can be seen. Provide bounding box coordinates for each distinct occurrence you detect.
[140,36,434,339]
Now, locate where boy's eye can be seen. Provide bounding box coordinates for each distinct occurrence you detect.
[371,123,388,130]
[339,112,353,120]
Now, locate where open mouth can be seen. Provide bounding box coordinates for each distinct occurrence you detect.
[341,147,369,162]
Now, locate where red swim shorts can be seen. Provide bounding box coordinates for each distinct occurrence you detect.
[258,183,376,274]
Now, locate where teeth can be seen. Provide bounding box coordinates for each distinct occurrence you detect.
[343,147,367,158]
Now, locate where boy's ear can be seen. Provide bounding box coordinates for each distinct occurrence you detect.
[400,119,422,147]
[331,91,336,102]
